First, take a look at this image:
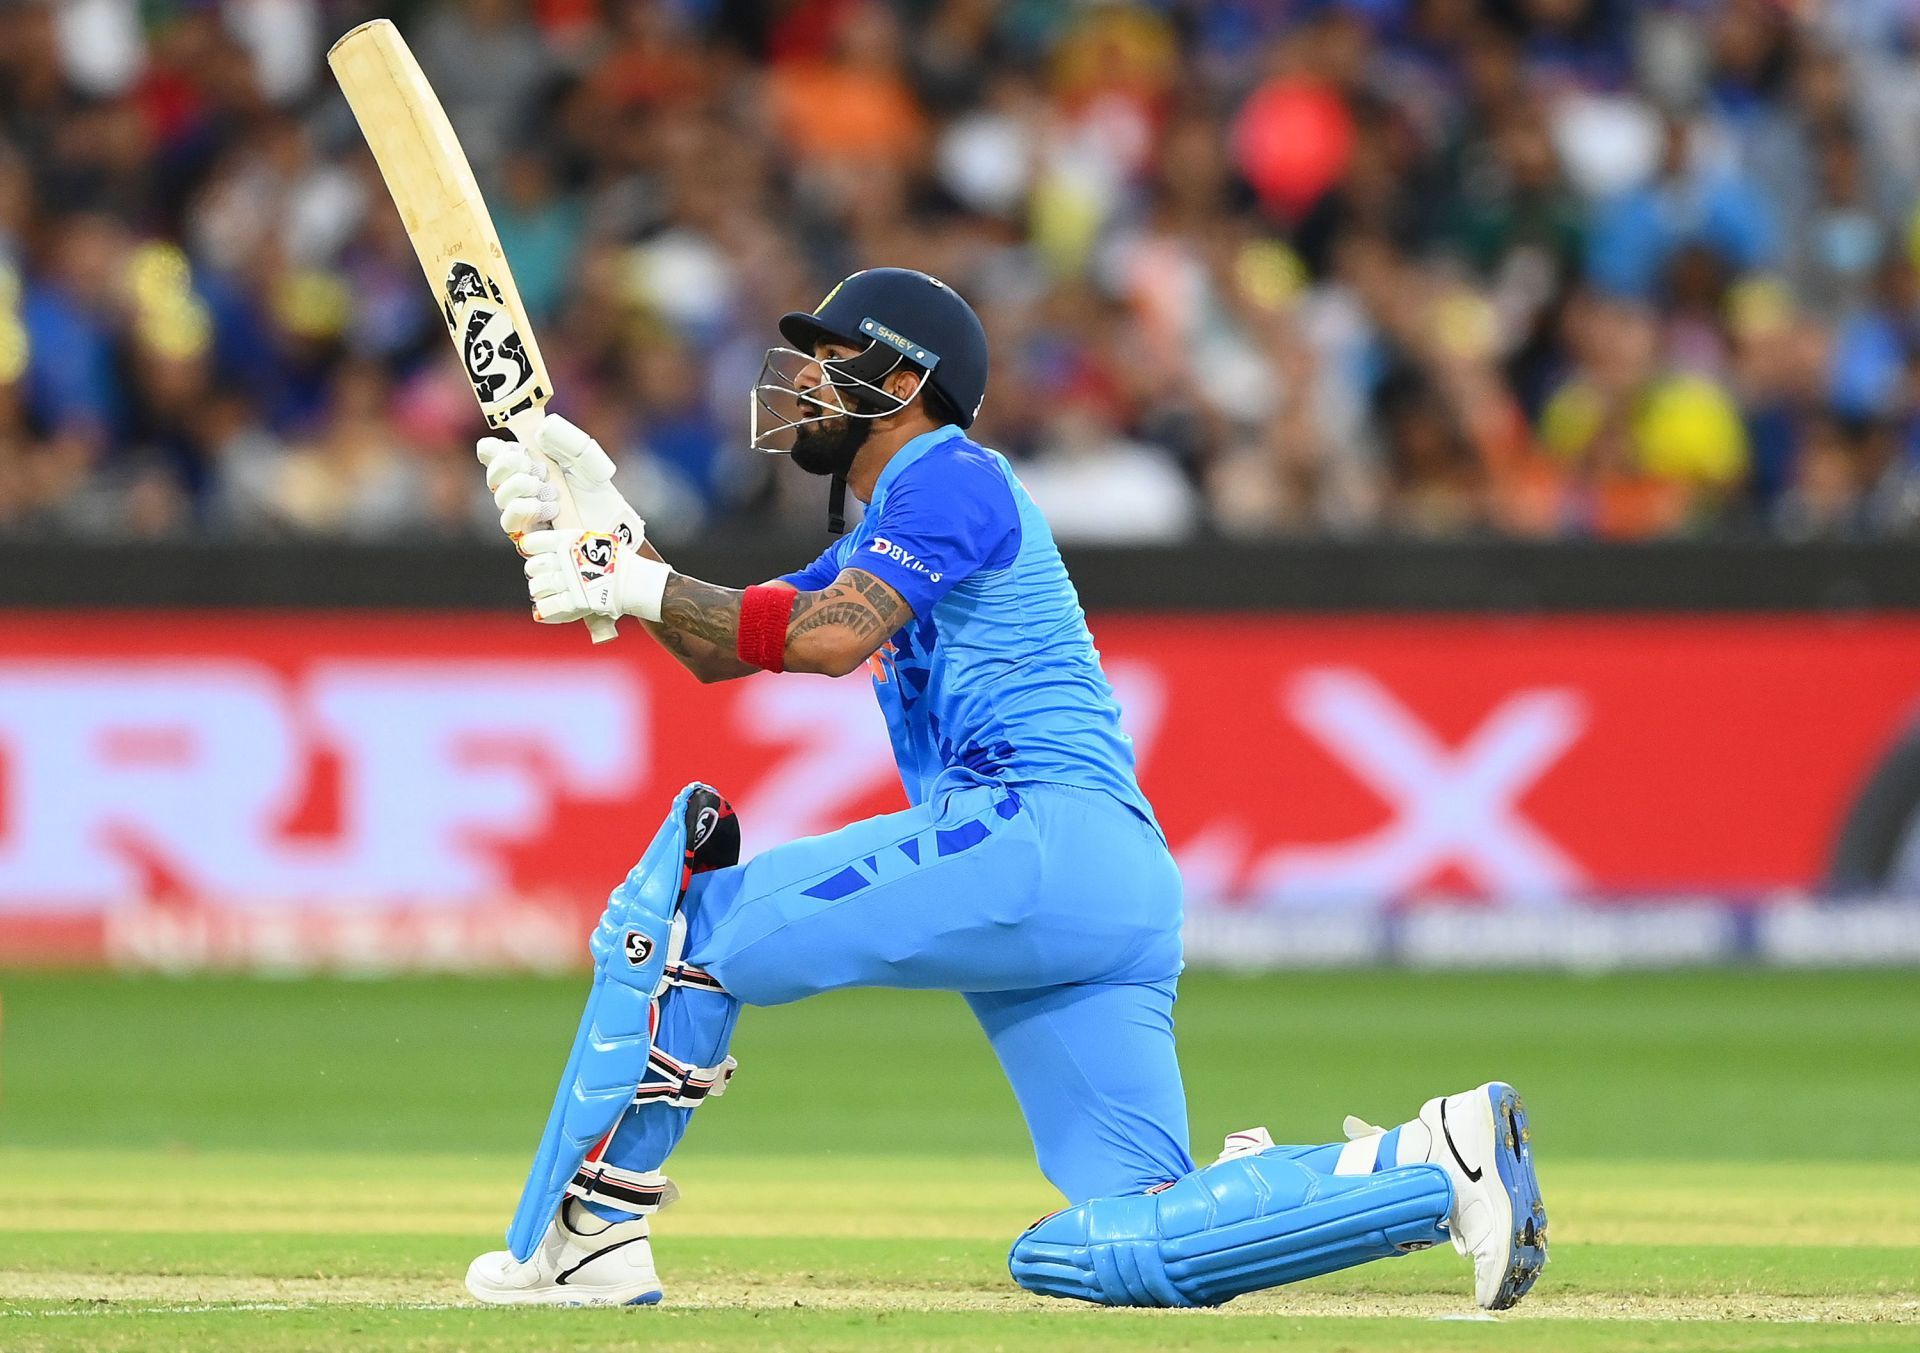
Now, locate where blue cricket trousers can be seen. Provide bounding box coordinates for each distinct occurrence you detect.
[600,774,1197,1203]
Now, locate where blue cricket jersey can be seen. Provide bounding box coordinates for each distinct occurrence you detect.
[779,424,1160,835]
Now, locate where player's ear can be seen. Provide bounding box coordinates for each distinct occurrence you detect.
[890,366,926,403]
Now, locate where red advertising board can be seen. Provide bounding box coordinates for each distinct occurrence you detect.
[3,610,1917,966]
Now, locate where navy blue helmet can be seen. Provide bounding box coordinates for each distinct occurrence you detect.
[777,268,989,428]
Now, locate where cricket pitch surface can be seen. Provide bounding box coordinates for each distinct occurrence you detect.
[3,970,1914,1351]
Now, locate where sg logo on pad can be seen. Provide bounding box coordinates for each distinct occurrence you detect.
[624,931,654,967]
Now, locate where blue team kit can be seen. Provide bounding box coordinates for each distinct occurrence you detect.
[498,422,1540,1307]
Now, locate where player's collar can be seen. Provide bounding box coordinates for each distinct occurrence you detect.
[871,423,963,505]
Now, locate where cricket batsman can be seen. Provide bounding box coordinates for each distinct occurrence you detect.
[462,268,1548,1310]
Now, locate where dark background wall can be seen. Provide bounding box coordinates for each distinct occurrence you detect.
[6,540,1920,612]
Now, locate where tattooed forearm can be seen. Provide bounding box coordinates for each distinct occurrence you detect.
[649,565,911,678]
[659,575,745,646]
[791,600,885,639]
[644,598,758,683]
[844,569,903,625]
[787,570,904,644]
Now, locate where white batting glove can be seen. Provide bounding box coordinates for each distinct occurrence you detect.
[520,529,670,625]
[476,415,648,545]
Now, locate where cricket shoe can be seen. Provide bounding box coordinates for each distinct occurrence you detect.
[465,1197,663,1307]
[1345,1082,1547,1310]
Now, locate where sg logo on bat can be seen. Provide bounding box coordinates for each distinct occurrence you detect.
[443,261,546,421]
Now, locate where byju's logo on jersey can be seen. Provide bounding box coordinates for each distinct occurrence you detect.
[868,536,942,583]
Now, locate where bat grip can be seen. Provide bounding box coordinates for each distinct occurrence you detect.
[508,409,619,645]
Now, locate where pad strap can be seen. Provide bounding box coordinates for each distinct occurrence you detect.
[662,960,727,993]
[1217,1126,1274,1162]
[1335,1116,1387,1176]
[1334,1135,1383,1176]
[634,1047,737,1107]
[561,956,735,1213]
[568,1133,682,1214]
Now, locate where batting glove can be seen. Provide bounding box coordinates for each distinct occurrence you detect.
[477,415,647,546]
[519,529,669,625]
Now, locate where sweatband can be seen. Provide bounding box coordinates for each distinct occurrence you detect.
[737,585,796,672]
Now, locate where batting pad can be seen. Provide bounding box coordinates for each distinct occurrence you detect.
[505,783,699,1260]
[1008,1153,1452,1307]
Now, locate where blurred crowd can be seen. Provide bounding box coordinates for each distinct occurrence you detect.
[4,0,1920,545]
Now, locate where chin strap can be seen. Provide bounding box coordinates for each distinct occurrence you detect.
[827,473,848,536]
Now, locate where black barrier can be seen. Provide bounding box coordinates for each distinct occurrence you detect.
[3,538,1920,611]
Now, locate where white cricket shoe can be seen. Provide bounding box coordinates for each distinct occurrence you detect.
[1346,1081,1548,1310]
[465,1198,663,1307]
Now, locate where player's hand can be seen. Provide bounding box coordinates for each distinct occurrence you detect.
[519,529,668,625]
[476,415,647,544]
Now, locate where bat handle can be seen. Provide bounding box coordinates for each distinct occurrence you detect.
[507,408,619,645]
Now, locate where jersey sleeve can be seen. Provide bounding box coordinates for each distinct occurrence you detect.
[775,541,845,592]
[853,451,1021,617]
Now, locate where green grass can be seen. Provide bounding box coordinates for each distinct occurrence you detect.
[1,970,1916,1350]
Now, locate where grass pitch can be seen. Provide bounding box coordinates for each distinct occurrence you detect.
[1,969,1915,1350]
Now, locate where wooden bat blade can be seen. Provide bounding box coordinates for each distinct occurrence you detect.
[328,19,553,433]
[329,19,617,644]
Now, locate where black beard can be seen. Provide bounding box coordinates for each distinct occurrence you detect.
[789,413,872,478]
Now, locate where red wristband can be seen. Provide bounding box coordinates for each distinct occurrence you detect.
[737,585,797,672]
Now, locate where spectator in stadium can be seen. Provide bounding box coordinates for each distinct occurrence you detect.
[1583,112,1779,301]
[1537,291,1749,536]
[0,0,1914,549]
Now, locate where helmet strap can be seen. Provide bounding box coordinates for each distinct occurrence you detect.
[827,473,848,536]
[821,371,893,536]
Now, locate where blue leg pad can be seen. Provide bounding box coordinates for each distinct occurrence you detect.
[1009,1152,1453,1307]
[505,783,702,1260]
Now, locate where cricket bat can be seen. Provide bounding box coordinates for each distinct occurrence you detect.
[328,18,618,643]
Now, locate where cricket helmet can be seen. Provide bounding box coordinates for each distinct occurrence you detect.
[771,267,989,432]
